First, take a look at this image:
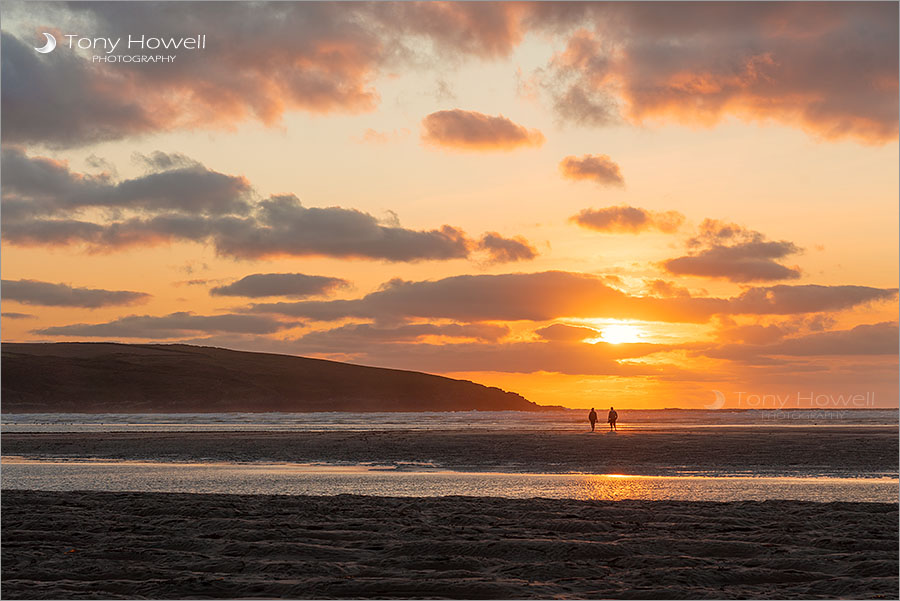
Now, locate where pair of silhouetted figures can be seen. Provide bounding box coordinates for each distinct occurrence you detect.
[588,407,617,432]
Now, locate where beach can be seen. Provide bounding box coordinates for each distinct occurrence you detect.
[2,490,897,599]
[3,426,898,598]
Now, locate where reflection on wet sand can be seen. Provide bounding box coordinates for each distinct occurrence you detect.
[3,458,897,503]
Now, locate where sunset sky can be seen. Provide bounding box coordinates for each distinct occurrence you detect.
[2,1,898,409]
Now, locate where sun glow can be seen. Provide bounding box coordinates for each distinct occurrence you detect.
[599,324,643,345]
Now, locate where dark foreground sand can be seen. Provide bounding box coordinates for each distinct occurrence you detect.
[3,426,897,476]
[2,490,897,599]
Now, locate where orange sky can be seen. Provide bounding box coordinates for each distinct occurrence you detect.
[2,1,898,409]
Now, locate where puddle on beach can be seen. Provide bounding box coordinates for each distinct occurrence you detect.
[2,457,897,503]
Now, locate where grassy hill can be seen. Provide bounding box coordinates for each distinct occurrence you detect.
[1,342,548,413]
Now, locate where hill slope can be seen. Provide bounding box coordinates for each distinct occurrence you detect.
[1,343,545,413]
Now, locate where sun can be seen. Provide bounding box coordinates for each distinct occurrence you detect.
[599,324,643,345]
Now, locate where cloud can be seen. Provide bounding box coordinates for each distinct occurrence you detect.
[374,2,528,59]
[716,323,789,346]
[714,315,837,345]
[572,206,684,233]
[1,2,531,148]
[477,232,538,263]
[4,195,472,262]
[247,271,727,324]
[729,284,898,315]
[210,273,350,298]
[1,279,150,308]
[290,335,671,376]
[3,150,536,263]
[421,110,545,151]
[766,322,899,356]
[132,151,202,171]
[645,279,695,298]
[247,271,897,324]
[2,146,252,217]
[703,322,899,362]
[664,219,801,282]
[207,195,471,261]
[4,3,895,147]
[534,3,898,143]
[1,3,384,148]
[559,154,624,186]
[33,312,296,339]
[535,323,600,342]
[1,312,36,320]
[296,322,511,348]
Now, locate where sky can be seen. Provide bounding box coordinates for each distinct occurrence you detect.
[2,1,898,409]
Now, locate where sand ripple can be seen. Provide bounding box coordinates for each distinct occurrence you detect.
[2,491,897,599]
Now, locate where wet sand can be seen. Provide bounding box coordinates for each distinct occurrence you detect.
[3,426,897,476]
[2,490,897,599]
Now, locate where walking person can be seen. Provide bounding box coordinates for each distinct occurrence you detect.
[608,406,618,431]
[588,407,598,432]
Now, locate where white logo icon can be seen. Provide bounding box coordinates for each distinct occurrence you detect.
[34,32,57,53]
[705,390,726,410]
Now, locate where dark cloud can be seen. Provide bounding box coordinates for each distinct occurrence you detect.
[534,3,898,143]
[3,195,472,262]
[248,271,897,324]
[421,109,545,151]
[768,322,899,356]
[664,219,802,282]
[559,154,624,186]
[132,151,201,172]
[2,279,150,308]
[4,3,895,147]
[2,2,531,148]
[729,284,898,315]
[2,3,383,148]
[477,232,538,263]
[714,315,838,345]
[33,312,296,339]
[210,273,350,299]
[4,150,536,263]
[573,205,684,234]
[535,323,600,342]
[2,146,252,217]
[1,312,36,320]
[248,271,728,324]
[206,195,471,261]
[703,322,899,362]
[374,2,527,59]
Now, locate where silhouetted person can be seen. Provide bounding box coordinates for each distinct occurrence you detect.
[588,408,597,432]
[608,406,618,431]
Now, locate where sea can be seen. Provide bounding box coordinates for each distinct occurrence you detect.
[2,409,897,503]
[3,408,896,432]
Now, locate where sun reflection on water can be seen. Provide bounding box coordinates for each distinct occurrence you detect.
[575,474,659,501]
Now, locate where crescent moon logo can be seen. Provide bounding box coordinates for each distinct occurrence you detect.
[35,32,57,54]
[705,389,726,410]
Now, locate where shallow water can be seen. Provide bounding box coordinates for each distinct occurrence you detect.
[3,458,896,503]
[3,409,896,433]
